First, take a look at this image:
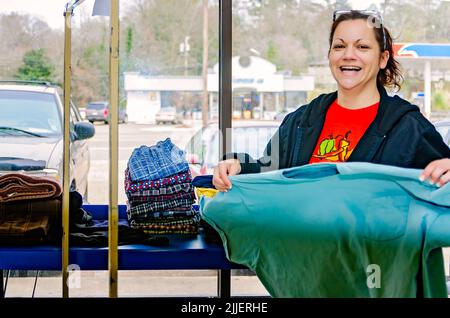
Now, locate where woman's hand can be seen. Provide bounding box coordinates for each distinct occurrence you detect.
[212,159,241,192]
[420,158,450,187]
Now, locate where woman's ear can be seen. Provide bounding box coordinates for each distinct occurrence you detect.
[379,50,390,70]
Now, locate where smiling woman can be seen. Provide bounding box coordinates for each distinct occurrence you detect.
[213,9,450,192]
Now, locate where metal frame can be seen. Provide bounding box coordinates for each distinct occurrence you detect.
[218,0,232,298]
[0,270,3,297]
[63,0,120,298]
[63,2,79,298]
[60,0,230,298]
[63,0,121,298]
[108,0,120,298]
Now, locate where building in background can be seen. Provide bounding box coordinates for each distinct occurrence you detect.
[124,56,314,123]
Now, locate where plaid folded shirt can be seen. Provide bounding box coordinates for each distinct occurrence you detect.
[130,217,200,235]
[127,198,195,221]
[130,215,200,227]
[127,138,190,182]
[125,169,192,193]
[139,227,199,235]
[127,208,197,220]
[126,182,193,199]
[128,191,196,206]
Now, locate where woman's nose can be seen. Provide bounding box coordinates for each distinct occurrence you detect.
[342,46,357,59]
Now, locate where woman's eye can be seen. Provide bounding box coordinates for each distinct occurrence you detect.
[358,45,370,49]
[333,45,345,49]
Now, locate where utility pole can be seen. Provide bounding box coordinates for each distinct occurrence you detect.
[180,36,190,76]
[202,0,209,127]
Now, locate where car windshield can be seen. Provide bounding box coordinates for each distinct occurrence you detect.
[160,107,175,112]
[206,126,278,166]
[435,124,449,138]
[88,103,107,110]
[0,90,61,136]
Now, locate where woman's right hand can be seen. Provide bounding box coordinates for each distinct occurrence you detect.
[212,159,241,192]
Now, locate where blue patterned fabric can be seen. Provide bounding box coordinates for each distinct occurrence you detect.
[128,138,189,182]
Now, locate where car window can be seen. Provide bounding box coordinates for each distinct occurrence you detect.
[435,125,449,142]
[71,102,82,122]
[185,126,209,164]
[160,107,176,112]
[88,103,107,110]
[206,126,278,166]
[0,90,62,135]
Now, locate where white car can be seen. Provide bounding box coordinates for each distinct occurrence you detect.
[184,120,279,176]
[434,120,450,147]
[0,81,95,199]
[155,107,183,125]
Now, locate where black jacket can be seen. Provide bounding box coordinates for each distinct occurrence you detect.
[231,85,450,174]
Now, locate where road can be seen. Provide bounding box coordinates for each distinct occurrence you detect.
[87,120,202,204]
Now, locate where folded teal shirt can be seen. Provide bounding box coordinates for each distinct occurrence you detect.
[200,162,450,298]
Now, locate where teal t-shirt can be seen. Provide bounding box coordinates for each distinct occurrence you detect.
[201,162,450,298]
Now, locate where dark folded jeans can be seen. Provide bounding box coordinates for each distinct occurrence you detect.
[70,218,169,247]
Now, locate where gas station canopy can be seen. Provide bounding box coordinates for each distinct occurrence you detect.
[394,43,450,119]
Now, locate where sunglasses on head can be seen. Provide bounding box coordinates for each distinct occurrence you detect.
[333,10,387,51]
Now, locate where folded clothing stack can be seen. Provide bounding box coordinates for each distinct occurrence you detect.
[125,138,199,235]
[0,173,62,245]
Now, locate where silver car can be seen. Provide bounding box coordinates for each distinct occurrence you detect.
[434,120,450,147]
[155,106,184,125]
[0,81,95,199]
[185,120,279,176]
[86,101,128,124]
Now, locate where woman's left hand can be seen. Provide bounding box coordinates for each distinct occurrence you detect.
[420,158,450,187]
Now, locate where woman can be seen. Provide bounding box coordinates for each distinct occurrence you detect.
[213,10,450,192]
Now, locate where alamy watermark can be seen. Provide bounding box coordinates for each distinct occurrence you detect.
[66,264,81,289]
[366,264,381,289]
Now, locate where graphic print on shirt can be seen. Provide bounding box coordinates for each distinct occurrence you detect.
[308,100,379,164]
[312,130,352,162]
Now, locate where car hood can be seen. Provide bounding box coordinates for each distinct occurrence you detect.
[0,136,62,168]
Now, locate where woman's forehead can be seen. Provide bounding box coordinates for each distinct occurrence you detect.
[333,19,377,41]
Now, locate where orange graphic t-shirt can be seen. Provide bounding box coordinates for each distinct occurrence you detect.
[309,99,379,164]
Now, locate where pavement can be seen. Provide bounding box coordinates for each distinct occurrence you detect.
[3,270,270,297]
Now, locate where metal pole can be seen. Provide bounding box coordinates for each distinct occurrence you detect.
[218,0,232,299]
[0,270,4,298]
[108,0,120,298]
[62,7,73,299]
[424,60,431,120]
[184,48,188,77]
[219,0,232,156]
[202,0,209,127]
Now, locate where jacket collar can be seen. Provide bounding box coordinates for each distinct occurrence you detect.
[296,84,420,165]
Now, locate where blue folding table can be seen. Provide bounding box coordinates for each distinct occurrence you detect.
[0,204,244,297]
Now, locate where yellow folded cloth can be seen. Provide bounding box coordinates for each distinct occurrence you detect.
[195,187,218,199]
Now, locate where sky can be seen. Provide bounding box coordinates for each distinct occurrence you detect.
[0,0,101,29]
[0,0,383,30]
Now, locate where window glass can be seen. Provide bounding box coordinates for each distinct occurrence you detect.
[0,90,61,135]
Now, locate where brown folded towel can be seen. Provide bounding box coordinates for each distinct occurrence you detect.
[0,173,62,203]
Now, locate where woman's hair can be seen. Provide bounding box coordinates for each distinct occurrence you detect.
[328,10,403,92]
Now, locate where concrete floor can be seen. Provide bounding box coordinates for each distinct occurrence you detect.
[3,270,270,298]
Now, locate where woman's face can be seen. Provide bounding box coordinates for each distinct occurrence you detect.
[329,19,389,92]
